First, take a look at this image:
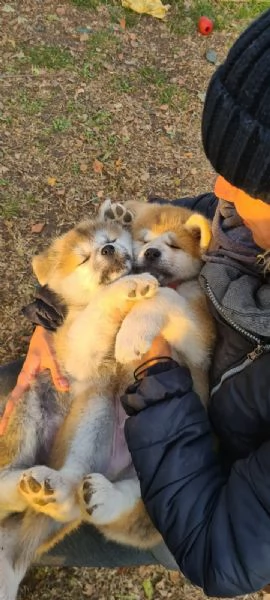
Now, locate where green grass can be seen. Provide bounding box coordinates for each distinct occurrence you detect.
[92,110,112,126]
[0,197,20,218]
[113,75,134,93]
[0,113,13,125]
[169,0,269,35]
[71,0,108,7]
[0,192,37,218]
[71,0,140,27]
[225,0,270,20]
[83,30,121,75]
[138,66,187,107]
[51,117,71,132]
[139,66,168,86]
[157,84,178,106]
[25,45,74,69]
[70,0,268,36]
[83,110,113,139]
[87,30,120,54]
[18,93,45,115]
[108,5,140,27]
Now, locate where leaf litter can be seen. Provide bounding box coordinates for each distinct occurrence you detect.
[0,1,262,600]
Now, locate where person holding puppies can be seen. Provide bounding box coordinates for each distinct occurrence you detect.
[1,7,270,596]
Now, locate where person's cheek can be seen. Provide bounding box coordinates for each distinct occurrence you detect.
[244,219,270,250]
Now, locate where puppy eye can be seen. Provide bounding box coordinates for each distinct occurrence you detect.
[79,255,90,266]
[167,243,180,250]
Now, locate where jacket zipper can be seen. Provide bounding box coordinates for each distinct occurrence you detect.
[205,282,270,397]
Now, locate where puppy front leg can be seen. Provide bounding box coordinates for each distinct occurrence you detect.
[115,288,210,404]
[66,274,159,382]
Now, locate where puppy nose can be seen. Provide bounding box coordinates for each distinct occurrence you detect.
[101,244,115,256]
[144,248,161,261]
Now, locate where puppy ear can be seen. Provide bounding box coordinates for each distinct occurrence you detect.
[32,250,52,285]
[184,214,212,252]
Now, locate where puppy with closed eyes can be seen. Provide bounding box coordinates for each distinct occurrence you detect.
[0,200,215,600]
[101,198,216,403]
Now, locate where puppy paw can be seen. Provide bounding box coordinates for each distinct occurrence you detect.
[19,466,79,521]
[123,273,159,301]
[80,474,117,525]
[115,318,156,363]
[100,199,133,226]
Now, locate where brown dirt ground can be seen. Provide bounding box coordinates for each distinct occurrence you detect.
[0,0,266,599]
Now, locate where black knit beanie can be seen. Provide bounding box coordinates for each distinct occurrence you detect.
[202,8,270,203]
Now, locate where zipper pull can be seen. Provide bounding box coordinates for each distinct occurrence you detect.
[247,344,264,361]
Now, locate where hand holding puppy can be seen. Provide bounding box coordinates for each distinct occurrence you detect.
[0,326,69,435]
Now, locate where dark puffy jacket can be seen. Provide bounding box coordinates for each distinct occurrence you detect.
[123,193,270,597]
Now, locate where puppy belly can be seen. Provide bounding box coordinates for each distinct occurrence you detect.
[105,396,135,481]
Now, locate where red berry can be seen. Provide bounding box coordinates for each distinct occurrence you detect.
[198,16,214,36]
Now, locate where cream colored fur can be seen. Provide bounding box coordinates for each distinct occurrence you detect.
[0,200,215,599]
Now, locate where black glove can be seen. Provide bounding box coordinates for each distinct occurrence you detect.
[22,286,67,331]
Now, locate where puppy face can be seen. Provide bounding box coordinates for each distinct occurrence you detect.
[130,204,212,286]
[32,219,133,306]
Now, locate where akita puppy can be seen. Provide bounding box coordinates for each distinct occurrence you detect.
[0,201,215,600]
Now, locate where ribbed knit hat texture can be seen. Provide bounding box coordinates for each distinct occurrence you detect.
[202,9,270,203]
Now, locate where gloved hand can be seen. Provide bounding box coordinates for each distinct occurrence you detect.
[22,285,67,331]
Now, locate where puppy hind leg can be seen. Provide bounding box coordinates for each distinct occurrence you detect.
[80,475,141,525]
[18,465,81,522]
[79,475,161,548]
[101,498,161,549]
[60,395,114,482]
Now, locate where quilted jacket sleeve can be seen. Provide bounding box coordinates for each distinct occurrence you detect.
[149,192,218,219]
[123,363,270,597]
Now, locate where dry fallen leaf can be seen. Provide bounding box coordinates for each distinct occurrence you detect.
[0,165,9,175]
[79,162,88,173]
[80,33,89,42]
[47,176,56,186]
[74,87,85,100]
[169,570,180,583]
[31,222,45,234]
[141,171,150,182]
[122,0,170,19]
[93,159,104,174]
[115,158,123,172]
[56,6,66,16]
[83,583,94,596]
[119,17,126,29]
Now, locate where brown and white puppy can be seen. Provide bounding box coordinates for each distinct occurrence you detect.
[0,216,161,600]
[101,199,216,402]
[0,201,215,600]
